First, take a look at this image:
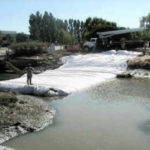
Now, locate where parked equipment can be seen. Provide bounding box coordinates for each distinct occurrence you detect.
[83,26,150,51]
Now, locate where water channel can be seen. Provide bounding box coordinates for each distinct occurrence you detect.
[3,78,150,150]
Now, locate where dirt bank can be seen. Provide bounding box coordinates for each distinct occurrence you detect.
[116,55,150,78]
[0,51,73,74]
[127,55,150,70]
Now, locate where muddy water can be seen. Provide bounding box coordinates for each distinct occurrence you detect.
[3,78,150,150]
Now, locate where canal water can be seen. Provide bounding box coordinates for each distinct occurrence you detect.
[3,78,150,150]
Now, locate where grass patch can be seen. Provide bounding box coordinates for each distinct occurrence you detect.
[10,42,48,57]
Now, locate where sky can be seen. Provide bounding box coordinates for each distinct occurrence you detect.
[0,0,150,34]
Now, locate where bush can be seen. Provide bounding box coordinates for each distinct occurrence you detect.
[10,41,48,56]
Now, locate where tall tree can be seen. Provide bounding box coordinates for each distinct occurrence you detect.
[83,17,118,40]
[68,19,74,35]
[29,11,42,41]
[40,12,55,42]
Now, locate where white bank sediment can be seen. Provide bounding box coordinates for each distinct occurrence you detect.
[0,50,141,95]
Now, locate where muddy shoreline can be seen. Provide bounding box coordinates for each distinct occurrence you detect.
[0,92,55,145]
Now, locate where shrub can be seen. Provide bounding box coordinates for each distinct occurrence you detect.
[10,41,48,57]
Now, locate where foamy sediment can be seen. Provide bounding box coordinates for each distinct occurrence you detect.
[0,50,141,96]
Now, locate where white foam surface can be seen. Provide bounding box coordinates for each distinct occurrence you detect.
[0,50,141,95]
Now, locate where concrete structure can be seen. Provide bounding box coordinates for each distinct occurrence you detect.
[48,44,64,54]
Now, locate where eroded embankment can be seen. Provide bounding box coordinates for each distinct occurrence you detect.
[127,55,150,70]
[0,92,55,144]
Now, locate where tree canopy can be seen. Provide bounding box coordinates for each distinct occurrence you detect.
[83,17,123,40]
[29,11,78,44]
[29,11,125,44]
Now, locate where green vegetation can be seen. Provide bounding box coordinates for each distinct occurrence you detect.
[30,11,150,46]
[16,33,29,43]
[10,41,48,56]
[29,11,79,44]
[29,11,124,44]
[25,11,150,50]
[0,33,15,47]
[83,17,124,40]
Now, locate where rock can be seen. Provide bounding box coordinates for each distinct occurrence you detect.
[116,73,132,78]
[127,55,150,70]
[125,69,150,77]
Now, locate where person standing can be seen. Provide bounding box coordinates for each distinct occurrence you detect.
[26,64,34,85]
